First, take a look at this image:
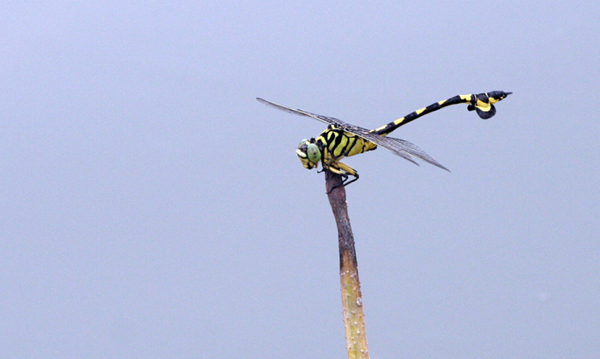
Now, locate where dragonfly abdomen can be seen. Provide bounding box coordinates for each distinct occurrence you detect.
[374,92,511,136]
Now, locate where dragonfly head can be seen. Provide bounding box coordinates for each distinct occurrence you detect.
[296,138,321,169]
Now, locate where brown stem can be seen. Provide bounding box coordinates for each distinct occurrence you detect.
[325,171,369,359]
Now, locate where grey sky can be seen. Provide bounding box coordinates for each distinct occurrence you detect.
[1,1,599,358]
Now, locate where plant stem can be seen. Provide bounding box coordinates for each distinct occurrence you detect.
[326,171,369,359]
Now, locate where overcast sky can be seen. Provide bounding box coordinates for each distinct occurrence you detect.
[1,1,599,358]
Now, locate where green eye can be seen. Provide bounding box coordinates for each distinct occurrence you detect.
[307,143,321,163]
[298,139,309,149]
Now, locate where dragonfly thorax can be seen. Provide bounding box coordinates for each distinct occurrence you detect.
[296,138,322,170]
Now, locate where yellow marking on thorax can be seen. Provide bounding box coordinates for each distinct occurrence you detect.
[349,137,376,157]
[333,135,348,157]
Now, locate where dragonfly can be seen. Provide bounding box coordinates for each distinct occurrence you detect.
[257,91,511,189]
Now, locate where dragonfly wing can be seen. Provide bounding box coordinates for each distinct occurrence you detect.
[338,126,449,171]
[327,126,421,167]
[257,98,342,127]
[257,98,373,130]
[382,136,450,171]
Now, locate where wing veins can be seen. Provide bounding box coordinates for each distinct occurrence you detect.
[256,98,338,126]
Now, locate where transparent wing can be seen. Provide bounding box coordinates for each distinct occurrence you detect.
[256,97,341,126]
[377,136,450,171]
[257,97,449,171]
[331,126,450,172]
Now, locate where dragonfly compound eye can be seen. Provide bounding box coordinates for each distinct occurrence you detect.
[296,140,309,160]
[295,141,319,170]
[298,139,309,149]
[296,140,312,169]
[306,143,321,163]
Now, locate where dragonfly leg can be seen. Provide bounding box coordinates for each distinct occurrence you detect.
[326,162,360,193]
